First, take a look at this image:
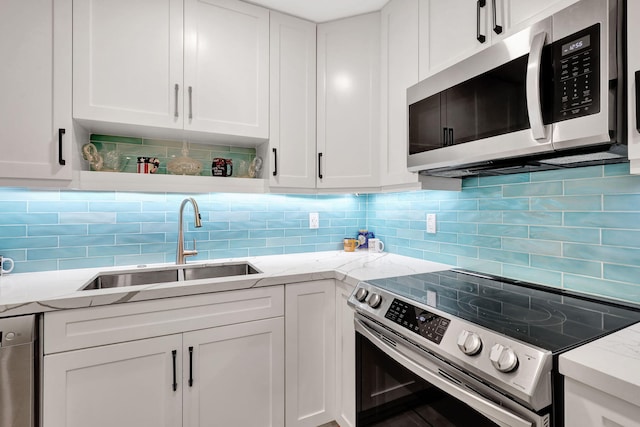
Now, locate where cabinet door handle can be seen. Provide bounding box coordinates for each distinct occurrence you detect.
[449,128,454,146]
[636,71,640,132]
[174,84,179,118]
[272,148,278,177]
[476,0,486,43]
[58,128,66,166]
[188,346,194,387]
[318,152,323,179]
[492,0,502,34]
[171,350,178,391]
[188,86,193,120]
[442,127,448,146]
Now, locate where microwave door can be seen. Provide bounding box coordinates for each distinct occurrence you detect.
[407,20,553,172]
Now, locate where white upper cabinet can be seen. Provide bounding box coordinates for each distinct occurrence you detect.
[379,0,420,188]
[268,12,317,189]
[317,13,381,189]
[73,0,269,141]
[184,0,269,139]
[419,0,501,77]
[419,0,578,78]
[629,0,640,173]
[73,0,184,131]
[0,0,73,183]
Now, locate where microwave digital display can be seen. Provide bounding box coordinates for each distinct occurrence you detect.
[552,24,600,122]
[561,35,591,56]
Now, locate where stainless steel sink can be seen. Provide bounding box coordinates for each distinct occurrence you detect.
[183,262,260,281]
[81,262,261,290]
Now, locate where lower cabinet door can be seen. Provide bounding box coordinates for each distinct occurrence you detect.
[285,280,336,427]
[43,334,183,427]
[183,317,285,427]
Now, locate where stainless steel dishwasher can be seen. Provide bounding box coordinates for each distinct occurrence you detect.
[0,315,37,427]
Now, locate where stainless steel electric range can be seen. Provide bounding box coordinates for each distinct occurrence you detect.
[348,269,640,427]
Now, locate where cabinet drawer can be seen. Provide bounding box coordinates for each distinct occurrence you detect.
[44,285,284,354]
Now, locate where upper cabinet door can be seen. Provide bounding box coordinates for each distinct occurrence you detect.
[268,11,317,189]
[317,13,381,189]
[380,0,420,187]
[419,0,496,77]
[0,0,72,182]
[184,0,269,140]
[73,0,184,129]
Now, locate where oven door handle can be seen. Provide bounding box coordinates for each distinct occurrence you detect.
[526,31,547,141]
[355,319,534,427]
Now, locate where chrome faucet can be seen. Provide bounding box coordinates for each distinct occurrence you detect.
[176,197,202,264]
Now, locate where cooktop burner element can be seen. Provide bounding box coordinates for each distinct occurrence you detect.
[366,269,640,353]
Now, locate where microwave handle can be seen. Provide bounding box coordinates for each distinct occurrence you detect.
[526,31,547,141]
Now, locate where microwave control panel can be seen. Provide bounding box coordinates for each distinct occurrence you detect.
[553,24,601,122]
[385,298,450,344]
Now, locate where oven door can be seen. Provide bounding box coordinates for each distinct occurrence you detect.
[355,317,549,427]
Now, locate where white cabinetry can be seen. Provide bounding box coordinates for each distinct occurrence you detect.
[335,282,356,427]
[73,0,268,142]
[418,0,578,78]
[184,0,269,139]
[285,280,336,426]
[183,319,285,427]
[43,287,284,427]
[44,335,183,427]
[629,0,640,173]
[564,378,640,427]
[268,12,317,189]
[317,13,381,189]
[379,0,420,188]
[0,0,73,184]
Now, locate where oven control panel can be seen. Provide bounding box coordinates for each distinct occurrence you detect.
[385,298,450,344]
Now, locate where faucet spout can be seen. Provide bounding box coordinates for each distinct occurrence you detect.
[177,197,202,265]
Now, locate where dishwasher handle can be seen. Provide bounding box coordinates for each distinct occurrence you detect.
[0,315,36,347]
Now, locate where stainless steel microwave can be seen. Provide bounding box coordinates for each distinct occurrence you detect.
[407,0,627,178]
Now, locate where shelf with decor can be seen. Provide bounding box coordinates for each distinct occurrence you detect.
[74,134,267,193]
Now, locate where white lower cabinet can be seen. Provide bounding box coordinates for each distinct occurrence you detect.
[42,286,285,427]
[335,282,356,427]
[564,378,640,427]
[285,280,336,427]
[183,318,285,427]
[43,334,183,427]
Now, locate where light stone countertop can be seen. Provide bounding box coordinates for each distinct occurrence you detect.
[0,251,452,318]
[559,321,640,407]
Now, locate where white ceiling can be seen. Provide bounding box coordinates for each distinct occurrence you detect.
[247,0,389,23]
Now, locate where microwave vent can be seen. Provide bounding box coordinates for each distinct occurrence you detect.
[538,151,624,166]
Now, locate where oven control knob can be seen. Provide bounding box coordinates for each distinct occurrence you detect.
[367,293,382,309]
[457,330,482,356]
[489,344,518,373]
[354,288,369,302]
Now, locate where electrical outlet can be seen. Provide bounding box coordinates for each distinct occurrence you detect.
[426,213,437,234]
[309,212,319,229]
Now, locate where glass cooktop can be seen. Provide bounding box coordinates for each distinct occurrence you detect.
[366,269,640,353]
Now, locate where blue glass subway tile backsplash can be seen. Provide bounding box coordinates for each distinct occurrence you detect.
[1,164,640,303]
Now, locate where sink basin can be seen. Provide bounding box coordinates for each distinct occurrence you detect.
[82,269,179,290]
[81,262,261,290]
[183,262,260,281]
